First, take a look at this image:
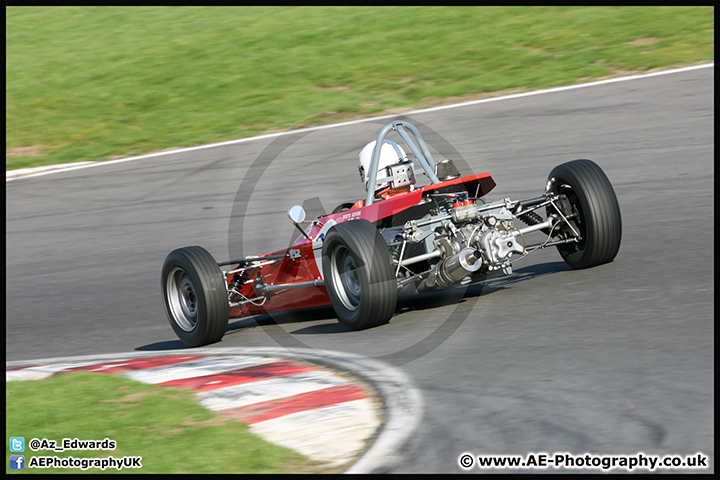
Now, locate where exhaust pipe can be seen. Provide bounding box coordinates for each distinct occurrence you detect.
[418,247,482,291]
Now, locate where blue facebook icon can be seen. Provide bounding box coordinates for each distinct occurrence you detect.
[10,455,25,470]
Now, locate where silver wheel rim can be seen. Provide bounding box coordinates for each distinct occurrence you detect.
[166,266,198,332]
[331,246,361,311]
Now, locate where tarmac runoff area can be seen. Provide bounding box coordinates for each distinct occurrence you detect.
[6,347,423,473]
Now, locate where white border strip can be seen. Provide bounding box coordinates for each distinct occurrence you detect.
[7,63,713,182]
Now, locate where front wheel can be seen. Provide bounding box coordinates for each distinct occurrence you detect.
[161,246,229,347]
[547,159,622,269]
[322,219,397,330]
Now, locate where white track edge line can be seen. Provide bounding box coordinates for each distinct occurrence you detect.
[7,63,713,182]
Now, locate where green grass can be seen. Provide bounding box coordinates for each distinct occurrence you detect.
[5,371,328,474]
[5,6,714,170]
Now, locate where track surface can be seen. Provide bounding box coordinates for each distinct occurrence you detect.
[6,66,714,473]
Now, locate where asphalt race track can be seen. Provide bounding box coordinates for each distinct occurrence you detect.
[6,65,714,473]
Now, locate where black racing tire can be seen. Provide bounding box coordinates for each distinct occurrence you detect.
[331,202,357,214]
[322,219,397,330]
[161,246,229,347]
[546,159,622,269]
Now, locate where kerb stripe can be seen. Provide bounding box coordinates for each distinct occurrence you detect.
[224,385,368,424]
[158,360,318,391]
[52,355,208,375]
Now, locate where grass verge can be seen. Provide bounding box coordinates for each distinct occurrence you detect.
[6,6,714,170]
[5,371,328,474]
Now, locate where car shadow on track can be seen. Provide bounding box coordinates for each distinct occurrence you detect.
[136,340,191,351]
[239,260,572,334]
[136,261,572,350]
[228,307,345,336]
[472,260,572,294]
[393,260,571,317]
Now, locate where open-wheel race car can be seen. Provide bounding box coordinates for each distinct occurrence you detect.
[162,120,622,347]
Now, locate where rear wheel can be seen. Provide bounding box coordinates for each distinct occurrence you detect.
[162,246,229,347]
[547,159,622,269]
[322,219,397,330]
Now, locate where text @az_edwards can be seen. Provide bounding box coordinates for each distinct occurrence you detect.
[28,437,116,452]
[8,436,141,472]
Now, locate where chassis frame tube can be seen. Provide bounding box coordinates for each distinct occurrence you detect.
[516,217,555,236]
[257,278,325,294]
[399,249,442,267]
[218,253,288,266]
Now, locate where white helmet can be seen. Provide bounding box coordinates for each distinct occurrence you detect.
[358,140,411,194]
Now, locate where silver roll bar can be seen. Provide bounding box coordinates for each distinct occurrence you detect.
[365,120,442,206]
